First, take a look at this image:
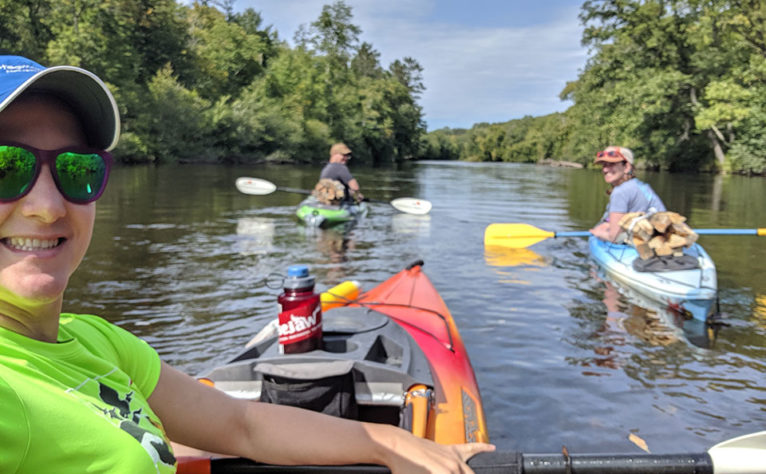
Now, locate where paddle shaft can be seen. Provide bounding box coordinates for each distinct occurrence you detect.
[235,177,431,215]
[530,228,766,239]
[182,451,714,473]
[502,228,765,239]
[485,222,766,249]
[275,185,395,205]
[695,228,765,235]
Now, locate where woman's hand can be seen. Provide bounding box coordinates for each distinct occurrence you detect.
[370,424,495,473]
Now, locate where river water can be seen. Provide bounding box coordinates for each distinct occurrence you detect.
[65,161,766,455]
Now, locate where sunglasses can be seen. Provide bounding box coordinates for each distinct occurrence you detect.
[596,149,627,161]
[0,142,112,204]
[343,153,352,159]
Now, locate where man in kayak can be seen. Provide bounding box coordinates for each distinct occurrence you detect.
[589,146,666,242]
[0,54,493,473]
[319,142,365,202]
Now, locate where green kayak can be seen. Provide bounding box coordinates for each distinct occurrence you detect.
[296,196,368,228]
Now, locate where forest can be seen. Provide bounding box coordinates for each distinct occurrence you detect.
[1,0,425,165]
[423,0,766,174]
[2,1,765,173]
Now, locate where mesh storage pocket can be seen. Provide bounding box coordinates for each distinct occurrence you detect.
[257,360,359,419]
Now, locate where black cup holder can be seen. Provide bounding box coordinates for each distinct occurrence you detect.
[322,337,358,353]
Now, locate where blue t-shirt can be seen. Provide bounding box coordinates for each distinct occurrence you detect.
[602,178,666,221]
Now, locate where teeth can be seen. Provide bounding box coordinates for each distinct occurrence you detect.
[7,237,60,251]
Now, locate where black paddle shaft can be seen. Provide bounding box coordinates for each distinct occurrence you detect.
[207,451,714,473]
[277,186,388,205]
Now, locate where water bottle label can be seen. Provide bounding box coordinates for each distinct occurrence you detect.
[277,300,322,345]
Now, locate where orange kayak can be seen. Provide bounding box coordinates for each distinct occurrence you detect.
[192,260,488,450]
[349,260,489,444]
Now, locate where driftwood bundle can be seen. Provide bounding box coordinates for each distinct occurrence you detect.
[618,211,698,260]
[313,178,345,205]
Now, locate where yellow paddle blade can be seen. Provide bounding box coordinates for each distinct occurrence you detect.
[484,223,555,248]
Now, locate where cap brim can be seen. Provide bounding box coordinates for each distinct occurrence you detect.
[0,65,120,150]
[594,156,625,164]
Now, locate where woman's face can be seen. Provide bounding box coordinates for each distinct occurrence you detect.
[601,160,631,185]
[0,97,95,305]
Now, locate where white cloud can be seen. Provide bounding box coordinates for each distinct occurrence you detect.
[236,1,588,129]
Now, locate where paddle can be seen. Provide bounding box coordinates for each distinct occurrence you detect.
[235,177,432,215]
[485,223,766,248]
[177,430,766,473]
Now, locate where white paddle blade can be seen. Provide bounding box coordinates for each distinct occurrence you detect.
[391,197,432,215]
[235,177,277,195]
[709,431,766,474]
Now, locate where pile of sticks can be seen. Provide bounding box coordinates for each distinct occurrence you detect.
[619,211,698,260]
[313,178,345,205]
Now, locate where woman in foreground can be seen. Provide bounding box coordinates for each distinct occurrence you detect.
[0,55,493,473]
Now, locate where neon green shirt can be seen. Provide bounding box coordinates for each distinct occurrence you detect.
[0,313,176,473]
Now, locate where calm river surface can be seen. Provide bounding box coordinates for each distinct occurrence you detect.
[65,161,766,454]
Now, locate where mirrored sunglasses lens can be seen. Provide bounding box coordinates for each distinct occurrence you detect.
[55,152,107,202]
[0,146,37,201]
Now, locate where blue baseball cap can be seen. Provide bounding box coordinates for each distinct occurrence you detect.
[0,55,120,150]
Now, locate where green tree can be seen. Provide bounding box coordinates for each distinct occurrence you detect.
[184,3,269,100]
[0,0,54,59]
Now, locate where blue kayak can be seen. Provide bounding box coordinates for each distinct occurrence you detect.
[589,236,717,321]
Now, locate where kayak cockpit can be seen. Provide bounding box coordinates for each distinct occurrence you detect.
[198,306,435,431]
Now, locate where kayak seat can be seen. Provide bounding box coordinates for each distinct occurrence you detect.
[632,254,700,272]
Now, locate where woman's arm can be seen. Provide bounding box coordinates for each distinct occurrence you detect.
[149,362,494,472]
[589,212,625,241]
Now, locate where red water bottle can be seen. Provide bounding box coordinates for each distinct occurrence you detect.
[277,264,322,353]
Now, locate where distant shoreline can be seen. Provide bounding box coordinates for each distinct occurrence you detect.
[538,159,584,169]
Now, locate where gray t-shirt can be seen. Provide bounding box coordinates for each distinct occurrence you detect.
[602,178,666,222]
[320,162,354,186]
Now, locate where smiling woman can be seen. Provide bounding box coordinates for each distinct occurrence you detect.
[0,55,493,474]
[589,145,667,242]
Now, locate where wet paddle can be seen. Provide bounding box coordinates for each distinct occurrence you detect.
[177,430,766,473]
[485,223,766,248]
[235,177,432,215]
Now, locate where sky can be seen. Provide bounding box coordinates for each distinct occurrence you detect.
[235,1,590,130]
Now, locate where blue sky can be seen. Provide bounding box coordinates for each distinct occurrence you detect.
[236,1,589,130]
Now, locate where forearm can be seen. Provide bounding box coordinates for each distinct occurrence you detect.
[590,214,623,241]
[590,222,611,240]
[234,402,390,465]
[236,403,489,472]
[152,363,493,472]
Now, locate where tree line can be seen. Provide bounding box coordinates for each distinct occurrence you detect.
[3,1,763,174]
[1,0,425,165]
[421,0,766,174]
